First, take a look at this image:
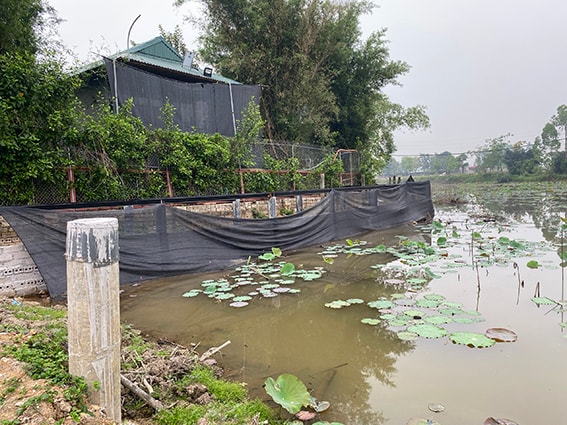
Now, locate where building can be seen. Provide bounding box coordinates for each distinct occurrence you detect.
[77,36,261,137]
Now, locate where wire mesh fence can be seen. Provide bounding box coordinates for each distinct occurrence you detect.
[1,144,362,206]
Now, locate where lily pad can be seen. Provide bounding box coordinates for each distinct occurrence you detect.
[428,403,445,413]
[346,298,364,304]
[449,331,496,348]
[367,300,394,309]
[264,374,312,414]
[424,315,453,325]
[361,318,380,325]
[485,327,518,342]
[406,324,448,339]
[182,289,201,297]
[325,300,350,309]
[397,331,419,341]
[229,301,249,308]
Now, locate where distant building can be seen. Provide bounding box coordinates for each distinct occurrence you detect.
[76,36,261,137]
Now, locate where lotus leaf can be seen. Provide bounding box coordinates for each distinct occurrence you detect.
[229,301,249,308]
[259,252,276,261]
[449,331,496,348]
[361,318,380,325]
[346,298,364,304]
[439,307,464,316]
[416,299,441,308]
[397,331,419,341]
[281,262,296,275]
[233,295,252,302]
[264,374,311,414]
[380,313,396,320]
[214,292,235,300]
[560,322,567,328]
[404,309,426,319]
[428,403,445,412]
[368,300,394,309]
[406,324,448,339]
[452,317,475,324]
[394,298,416,307]
[424,315,453,325]
[325,300,350,309]
[273,287,291,293]
[485,327,518,342]
[182,290,201,297]
[203,285,217,294]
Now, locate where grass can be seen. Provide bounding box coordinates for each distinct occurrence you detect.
[0,300,287,425]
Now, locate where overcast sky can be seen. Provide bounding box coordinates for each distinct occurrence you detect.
[50,0,567,157]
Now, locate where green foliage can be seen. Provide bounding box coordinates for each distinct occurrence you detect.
[187,366,247,402]
[233,98,264,168]
[0,306,90,419]
[192,0,428,165]
[264,373,311,414]
[0,0,44,55]
[0,52,82,204]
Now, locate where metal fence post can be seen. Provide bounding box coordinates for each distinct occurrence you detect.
[65,218,121,423]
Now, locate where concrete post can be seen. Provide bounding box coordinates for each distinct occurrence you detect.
[320,173,325,189]
[66,218,121,423]
[233,199,241,218]
[295,195,303,213]
[268,196,277,218]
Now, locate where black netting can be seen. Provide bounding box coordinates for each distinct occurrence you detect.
[0,182,434,300]
[105,59,261,136]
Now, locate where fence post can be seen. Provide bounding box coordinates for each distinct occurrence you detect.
[268,196,277,218]
[295,195,303,213]
[65,218,121,423]
[320,173,325,189]
[233,199,241,218]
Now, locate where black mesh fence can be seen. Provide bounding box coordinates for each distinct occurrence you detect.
[0,181,434,300]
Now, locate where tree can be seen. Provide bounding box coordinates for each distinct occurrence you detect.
[475,135,510,173]
[551,104,567,155]
[504,142,539,175]
[0,52,82,203]
[159,24,188,56]
[400,156,421,175]
[0,0,43,55]
[181,0,429,174]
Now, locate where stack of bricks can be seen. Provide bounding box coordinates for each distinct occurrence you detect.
[0,215,48,298]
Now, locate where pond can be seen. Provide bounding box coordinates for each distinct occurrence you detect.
[120,182,567,425]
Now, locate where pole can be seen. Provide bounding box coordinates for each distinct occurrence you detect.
[66,218,121,423]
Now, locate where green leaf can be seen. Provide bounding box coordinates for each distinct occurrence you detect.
[526,260,541,269]
[449,331,496,348]
[280,262,295,275]
[346,238,354,246]
[272,247,282,257]
[264,374,311,414]
[360,318,380,325]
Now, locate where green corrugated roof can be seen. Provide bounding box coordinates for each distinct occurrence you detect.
[76,36,240,85]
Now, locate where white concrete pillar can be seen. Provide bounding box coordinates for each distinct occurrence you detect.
[66,218,121,423]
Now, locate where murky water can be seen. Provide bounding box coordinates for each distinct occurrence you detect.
[121,183,567,425]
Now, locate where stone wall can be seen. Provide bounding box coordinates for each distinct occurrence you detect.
[0,216,48,297]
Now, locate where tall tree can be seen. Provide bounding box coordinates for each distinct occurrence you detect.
[551,104,567,155]
[475,135,510,173]
[179,0,429,174]
[0,0,45,55]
